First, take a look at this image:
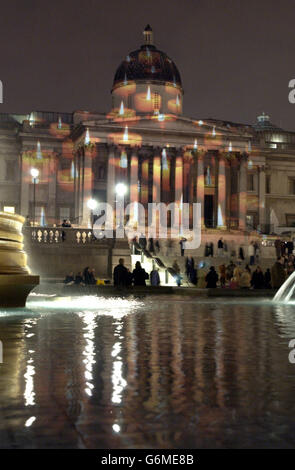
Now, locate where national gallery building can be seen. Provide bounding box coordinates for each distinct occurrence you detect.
[1,25,295,234]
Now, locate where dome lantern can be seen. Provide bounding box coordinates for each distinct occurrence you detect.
[111,26,183,117]
[143,24,153,45]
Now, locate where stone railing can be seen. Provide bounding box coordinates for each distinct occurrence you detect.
[23,226,111,245]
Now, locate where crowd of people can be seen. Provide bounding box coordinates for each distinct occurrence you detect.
[200,263,272,289]
[113,259,160,287]
[198,255,293,290]
[63,267,97,286]
[206,237,261,265]
[63,235,295,290]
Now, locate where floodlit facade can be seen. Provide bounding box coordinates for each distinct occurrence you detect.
[1,26,295,234]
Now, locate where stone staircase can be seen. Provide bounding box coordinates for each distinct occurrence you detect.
[130,242,276,287]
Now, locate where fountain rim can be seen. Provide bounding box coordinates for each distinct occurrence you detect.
[0,212,25,224]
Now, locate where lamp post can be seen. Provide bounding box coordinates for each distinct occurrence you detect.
[115,182,127,230]
[30,168,39,227]
[87,198,98,229]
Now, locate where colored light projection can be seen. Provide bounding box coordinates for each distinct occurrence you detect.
[112,42,183,117]
[48,121,71,139]
[112,81,182,117]
[108,125,142,146]
[203,126,224,148]
[203,153,216,187]
[57,139,78,192]
[161,148,171,203]
[22,143,58,184]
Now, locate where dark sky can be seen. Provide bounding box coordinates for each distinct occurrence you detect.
[1,0,295,129]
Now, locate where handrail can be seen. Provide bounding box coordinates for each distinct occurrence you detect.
[132,241,187,284]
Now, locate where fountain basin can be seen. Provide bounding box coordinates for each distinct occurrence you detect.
[0,274,39,307]
[0,212,39,307]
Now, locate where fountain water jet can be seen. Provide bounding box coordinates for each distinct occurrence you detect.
[273,270,295,302]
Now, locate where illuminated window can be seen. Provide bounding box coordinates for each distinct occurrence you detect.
[3,206,15,214]
[98,165,105,179]
[247,174,255,191]
[153,92,160,112]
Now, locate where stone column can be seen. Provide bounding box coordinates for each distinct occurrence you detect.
[175,151,183,207]
[130,148,139,204]
[196,152,205,228]
[140,151,149,205]
[130,148,139,224]
[152,150,161,204]
[258,165,266,229]
[20,151,30,218]
[217,153,226,228]
[162,150,171,204]
[73,151,77,221]
[106,145,116,231]
[81,148,93,227]
[48,154,57,224]
[75,151,82,223]
[238,154,248,231]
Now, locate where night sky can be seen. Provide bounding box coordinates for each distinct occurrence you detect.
[0,0,295,129]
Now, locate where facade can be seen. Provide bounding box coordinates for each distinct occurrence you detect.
[1,26,295,234]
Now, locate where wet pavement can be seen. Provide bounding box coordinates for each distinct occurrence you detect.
[0,294,295,448]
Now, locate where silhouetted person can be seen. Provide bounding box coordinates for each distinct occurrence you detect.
[132,261,149,286]
[89,268,96,285]
[75,272,84,285]
[155,240,160,253]
[83,267,92,285]
[287,239,294,256]
[264,268,271,289]
[251,266,264,289]
[113,258,129,287]
[275,238,281,259]
[271,257,286,289]
[281,240,287,257]
[217,238,224,256]
[239,246,245,261]
[64,272,74,285]
[179,238,186,256]
[172,260,181,286]
[139,233,147,250]
[148,237,155,253]
[150,268,160,286]
[205,266,218,288]
[248,241,255,266]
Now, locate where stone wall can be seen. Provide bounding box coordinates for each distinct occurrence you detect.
[23,228,115,280]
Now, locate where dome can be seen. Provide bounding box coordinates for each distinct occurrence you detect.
[112,26,182,92]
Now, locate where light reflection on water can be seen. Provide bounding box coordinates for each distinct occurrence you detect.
[0,295,295,448]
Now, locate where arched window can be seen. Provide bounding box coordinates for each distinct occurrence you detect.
[153,92,160,112]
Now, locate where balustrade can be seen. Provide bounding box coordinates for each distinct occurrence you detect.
[23,227,109,245]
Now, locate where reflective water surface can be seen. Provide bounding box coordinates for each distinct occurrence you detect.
[1,294,295,449]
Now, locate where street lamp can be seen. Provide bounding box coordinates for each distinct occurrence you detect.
[30,168,39,227]
[87,198,98,229]
[115,183,127,197]
[115,183,127,230]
